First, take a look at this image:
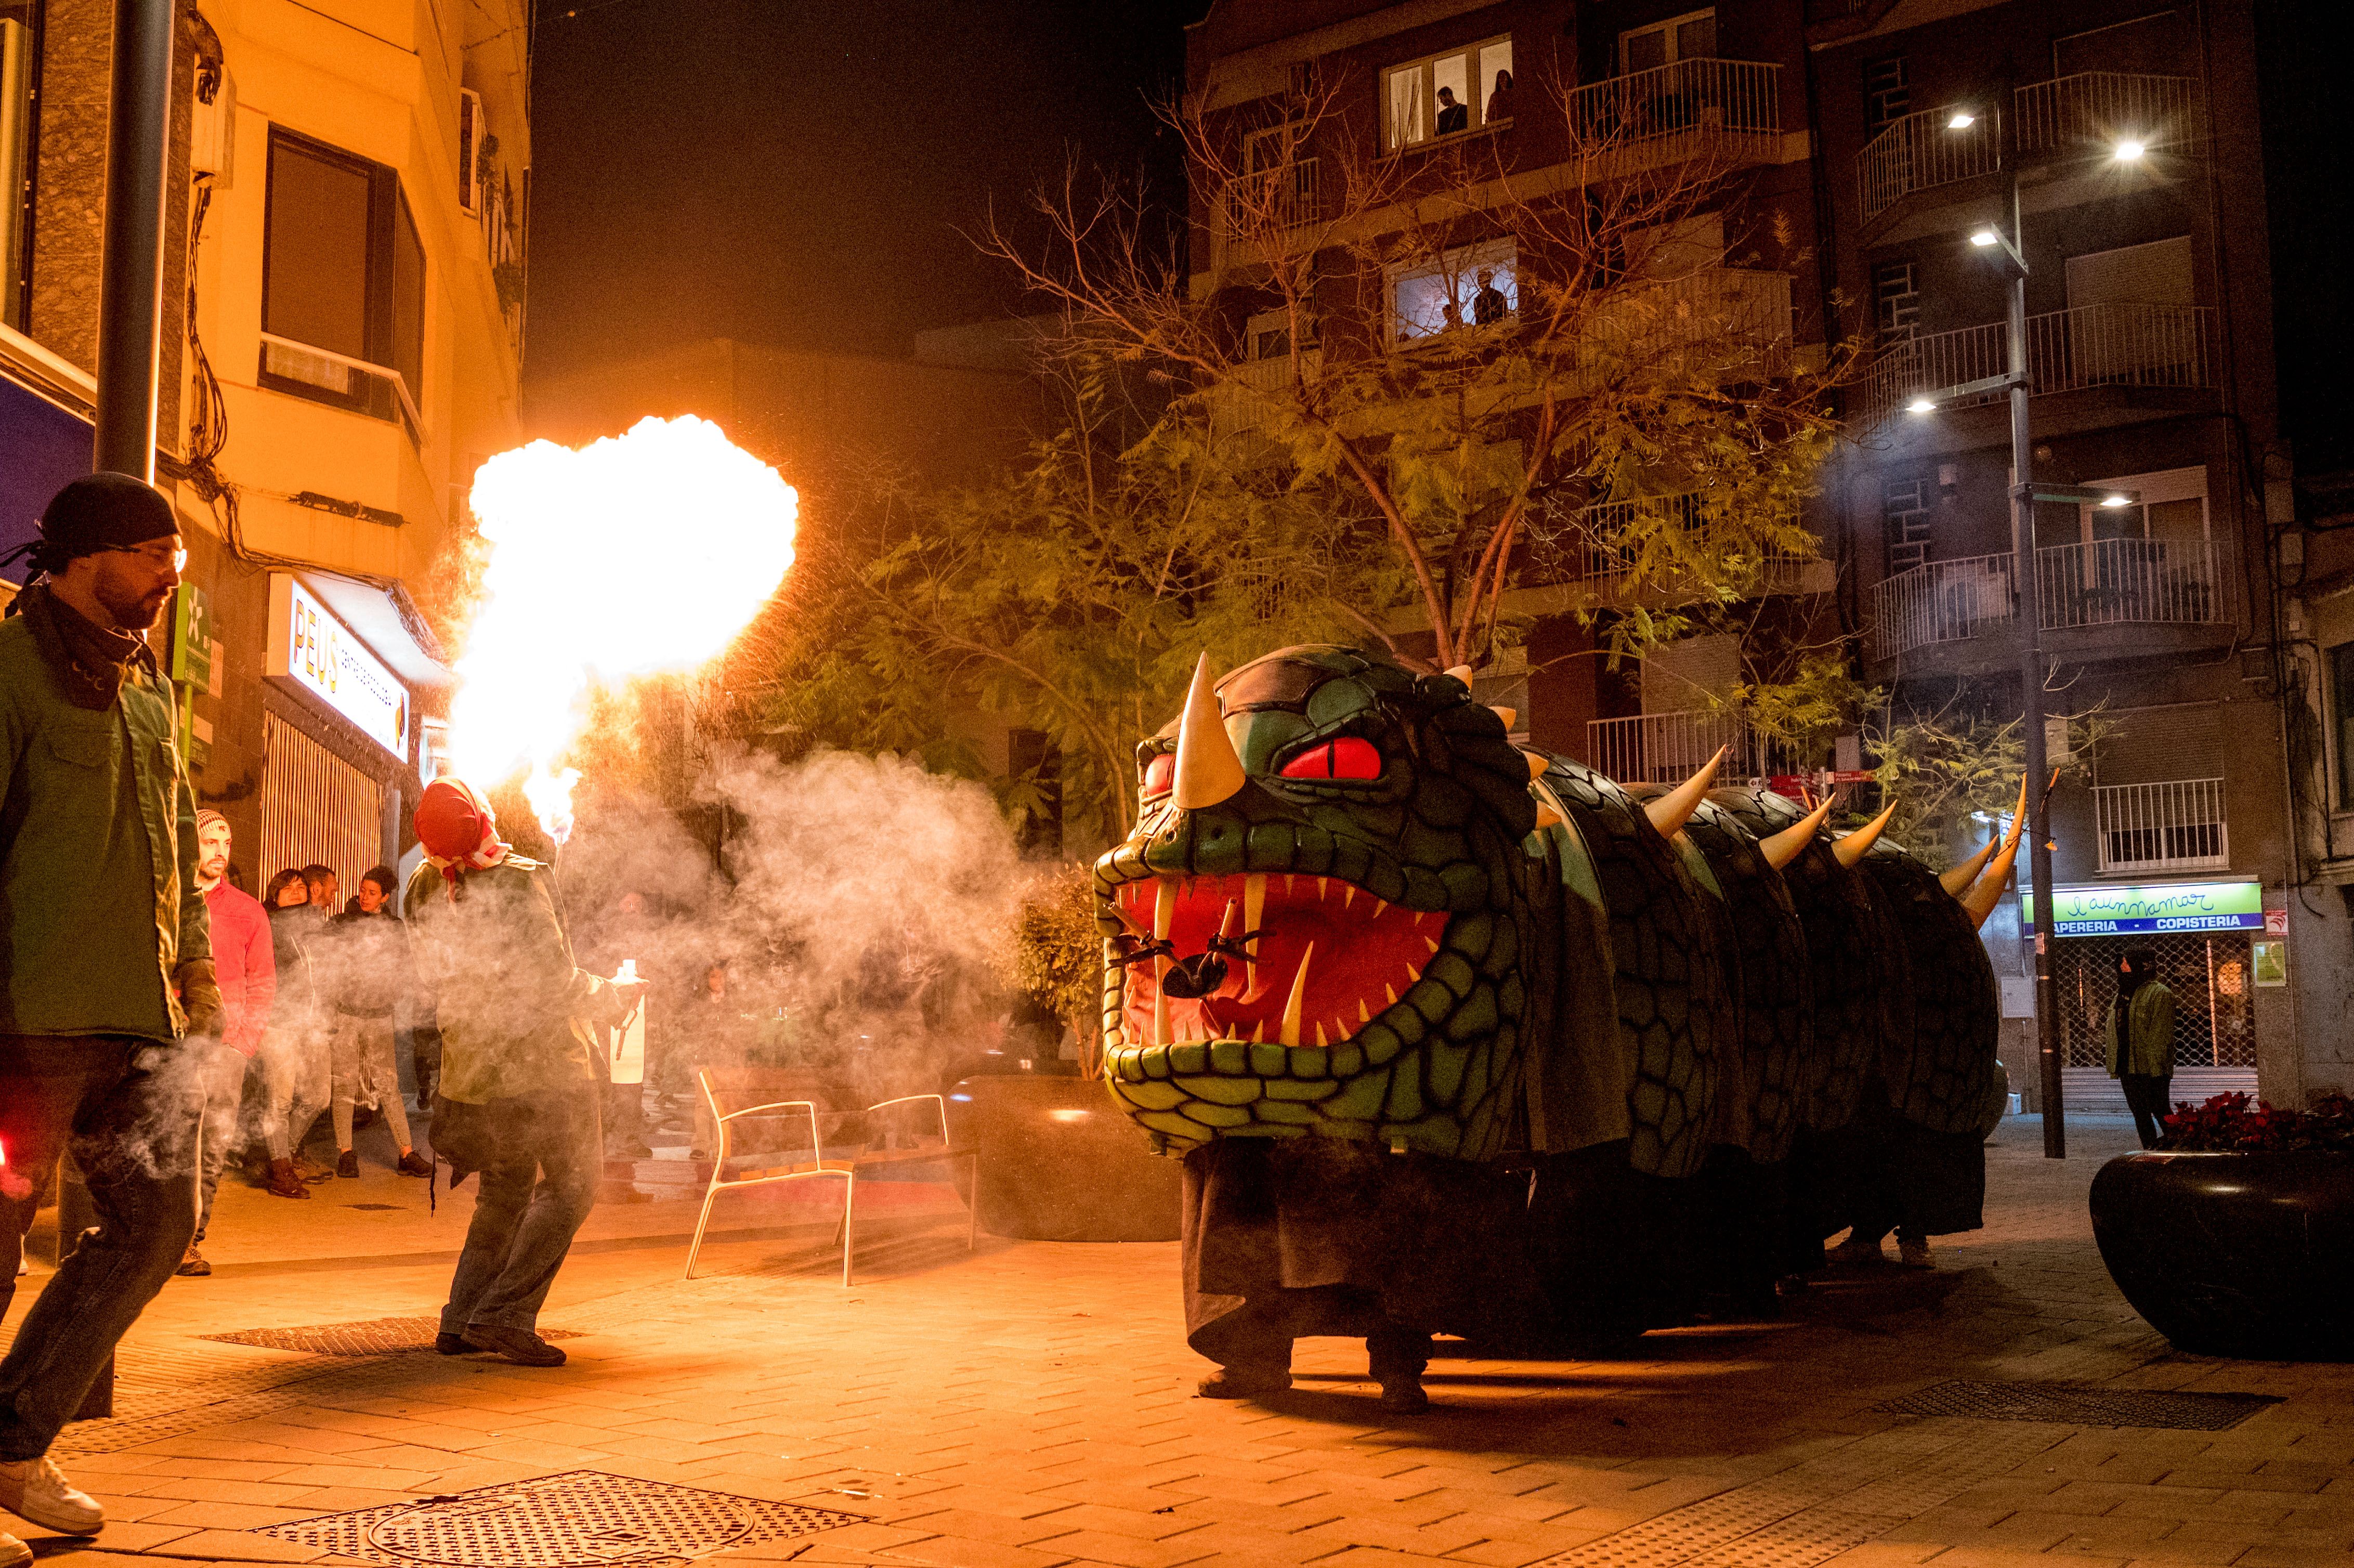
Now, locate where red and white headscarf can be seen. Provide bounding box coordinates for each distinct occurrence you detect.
[415,777,511,894]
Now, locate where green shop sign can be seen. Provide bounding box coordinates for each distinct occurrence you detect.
[2019,881,2263,937]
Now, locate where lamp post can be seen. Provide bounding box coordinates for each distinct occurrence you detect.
[1901,104,2152,1160]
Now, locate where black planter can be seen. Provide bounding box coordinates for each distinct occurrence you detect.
[2090,1149,2354,1359]
[947,1075,1183,1243]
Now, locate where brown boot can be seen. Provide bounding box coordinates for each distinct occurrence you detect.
[265,1157,312,1199]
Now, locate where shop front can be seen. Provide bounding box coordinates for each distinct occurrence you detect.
[168,554,448,912]
[2026,880,2265,1112]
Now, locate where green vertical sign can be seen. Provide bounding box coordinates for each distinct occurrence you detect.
[170,583,215,689]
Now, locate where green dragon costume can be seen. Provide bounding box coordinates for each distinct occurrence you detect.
[1093,646,2013,1402]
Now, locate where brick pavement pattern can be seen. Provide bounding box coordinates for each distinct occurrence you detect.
[5,1114,2352,1568]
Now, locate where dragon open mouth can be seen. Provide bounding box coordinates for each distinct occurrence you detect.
[1111,872,1448,1048]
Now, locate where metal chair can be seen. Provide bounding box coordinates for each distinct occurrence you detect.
[685,1077,978,1286]
[686,1073,854,1284]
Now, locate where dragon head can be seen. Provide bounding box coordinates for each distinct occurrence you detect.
[1094,645,1539,1159]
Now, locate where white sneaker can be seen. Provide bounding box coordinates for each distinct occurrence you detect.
[2,1528,31,1568]
[0,1454,104,1534]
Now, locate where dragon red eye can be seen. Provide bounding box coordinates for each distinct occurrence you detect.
[1142,753,1175,794]
[1279,737,1382,781]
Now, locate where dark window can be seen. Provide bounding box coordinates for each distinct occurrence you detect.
[260,127,425,436]
[0,0,38,332]
[1873,259,1918,340]
[2335,643,2354,808]
[1863,55,1909,134]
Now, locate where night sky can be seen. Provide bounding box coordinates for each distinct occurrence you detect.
[524,0,1205,382]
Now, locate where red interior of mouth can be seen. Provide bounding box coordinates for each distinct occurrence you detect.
[1114,872,1446,1048]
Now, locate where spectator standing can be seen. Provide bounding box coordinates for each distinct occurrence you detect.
[256,870,333,1193]
[0,474,218,1557]
[405,778,640,1366]
[329,866,429,1177]
[1484,68,1515,125]
[2105,947,2176,1148]
[1435,84,1468,134]
[177,813,276,1275]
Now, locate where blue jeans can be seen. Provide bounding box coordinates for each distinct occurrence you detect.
[0,1035,200,1460]
[440,1084,600,1335]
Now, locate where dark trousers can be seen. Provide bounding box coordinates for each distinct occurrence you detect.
[0,1035,199,1460]
[1192,1286,1431,1382]
[441,1086,600,1335]
[2121,1074,2173,1149]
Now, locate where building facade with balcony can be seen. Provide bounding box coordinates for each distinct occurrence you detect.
[1184,0,1838,771]
[1186,0,2299,1113]
[0,0,530,901]
[1812,0,2287,1111]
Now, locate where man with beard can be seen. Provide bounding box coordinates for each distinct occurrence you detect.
[404,778,641,1366]
[178,811,277,1275]
[0,474,217,1566]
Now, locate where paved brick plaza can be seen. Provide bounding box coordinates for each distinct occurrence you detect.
[6,1112,2351,1568]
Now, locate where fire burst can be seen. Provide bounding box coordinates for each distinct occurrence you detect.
[450,415,799,837]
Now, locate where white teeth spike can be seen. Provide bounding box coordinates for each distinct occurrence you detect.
[1357,998,1371,1024]
[1252,1020,1266,1043]
[1313,1021,1327,1048]
[1285,874,1296,895]
[1425,936,1441,955]
[1280,943,1315,1049]
[1316,877,1328,901]
[1341,884,1355,911]
[1371,899,1387,919]
[1406,964,1422,984]
[1384,983,1398,1005]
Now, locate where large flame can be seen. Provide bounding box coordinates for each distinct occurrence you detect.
[449,415,799,839]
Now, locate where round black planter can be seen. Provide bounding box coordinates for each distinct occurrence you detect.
[947,1075,1183,1243]
[2090,1149,2354,1360]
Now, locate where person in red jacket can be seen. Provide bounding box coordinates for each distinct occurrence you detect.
[176,811,277,1275]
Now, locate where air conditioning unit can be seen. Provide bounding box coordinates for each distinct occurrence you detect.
[457,89,484,215]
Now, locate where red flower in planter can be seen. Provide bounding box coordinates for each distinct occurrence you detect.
[2160,1092,2354,1153]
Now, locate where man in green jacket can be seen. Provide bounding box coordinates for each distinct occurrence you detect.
[2104,946,2176,1148]
[0,474,219,1564]
[406,777,638,1367]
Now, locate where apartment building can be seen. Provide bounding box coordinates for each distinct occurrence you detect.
[0,0,531,902]
[1184,0,2296,1111]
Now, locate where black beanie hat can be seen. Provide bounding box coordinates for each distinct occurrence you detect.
[25,473,178,577]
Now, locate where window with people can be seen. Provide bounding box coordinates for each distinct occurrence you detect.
[1382,35,1514,151]
[1390,240,1518,343]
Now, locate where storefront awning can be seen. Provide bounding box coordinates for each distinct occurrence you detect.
[296,571,455,692]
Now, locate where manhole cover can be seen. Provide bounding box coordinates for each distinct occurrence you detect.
[204,1318,583,1357]
[1876,1380,2280,1431]
[254,1471,864,1567]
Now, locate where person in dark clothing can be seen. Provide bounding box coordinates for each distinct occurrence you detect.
[255,869,334,1192]
[0,473,217,1557]
[2106,947,2176,1147]
[326,865,427,1176]
[1435,85,1468,134]
[1472,268,1510,325]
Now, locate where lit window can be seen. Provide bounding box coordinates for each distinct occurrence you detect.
[1391,240,1517,343]
[261,128,426,434]
[1382,34,1514,151]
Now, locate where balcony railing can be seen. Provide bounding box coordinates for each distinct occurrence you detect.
[258,332,423,446]
[1585,709,1809,786]
[1858,302,2217,428]
[1207,348,1322,438]
[1868,537,2228,661]
[1857,72,2201,222]
[1590,266,1793,364]
[1858,104,2000,221]
[2015,72,2202,157]
[1219,158,1322,239]
[2094,777,2228,873]
[1570,57,1781,150]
